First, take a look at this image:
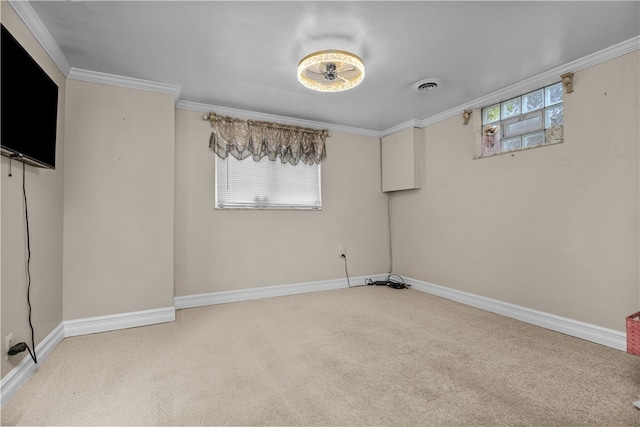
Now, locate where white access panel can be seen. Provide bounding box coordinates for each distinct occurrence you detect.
[381,127,422,192]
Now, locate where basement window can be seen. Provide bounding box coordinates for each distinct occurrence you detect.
[479,82,564,158]
[215,155,322,210]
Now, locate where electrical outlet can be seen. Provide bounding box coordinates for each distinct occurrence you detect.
[5,334,12,360]
[338,244,346,257]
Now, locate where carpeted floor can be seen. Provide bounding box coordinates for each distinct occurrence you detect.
[2,286,640,426]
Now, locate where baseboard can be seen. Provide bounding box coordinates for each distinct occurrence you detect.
[174,275,386,310]
[1,322,65,408]
[405,277,627,351]
[2,277,367,408]
[64,306,176,338]
[3,274,625,410]
[2,307,175,408]
[176,275,626,351]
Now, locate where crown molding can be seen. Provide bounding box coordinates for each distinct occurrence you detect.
[68,68,182,103]
[177,100,382,138]
[448,36,639,117]
[7,0,71,76]
[568,35,640,73]
[406,35,640,134]
[74,30,640,138]
[380,119,419,137]
[8,0,638,139]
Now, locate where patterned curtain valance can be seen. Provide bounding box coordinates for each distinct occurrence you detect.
[206,113,328,165]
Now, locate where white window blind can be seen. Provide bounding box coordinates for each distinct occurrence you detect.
[216,155,321,209]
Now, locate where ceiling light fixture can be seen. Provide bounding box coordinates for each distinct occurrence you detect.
[297,50,365,93]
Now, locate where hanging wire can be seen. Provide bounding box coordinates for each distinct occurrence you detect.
[388,193,393,274]
[22,164,37,364]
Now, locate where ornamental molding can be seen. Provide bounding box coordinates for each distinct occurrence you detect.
[68,68,182,102]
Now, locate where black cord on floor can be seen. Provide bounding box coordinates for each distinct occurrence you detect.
[384,273,409,289]
[22,164,37,364]
[364,273,410,289]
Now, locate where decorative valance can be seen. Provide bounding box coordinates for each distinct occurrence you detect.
[205,113,328,165]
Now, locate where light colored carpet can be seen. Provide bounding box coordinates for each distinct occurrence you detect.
[2,286,640,426]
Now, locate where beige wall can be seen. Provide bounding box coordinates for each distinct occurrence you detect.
[1,3,66,377]
[2,0,637,385]
[391,52,639,331]
[174,109,390,295]
[63,81,175,320]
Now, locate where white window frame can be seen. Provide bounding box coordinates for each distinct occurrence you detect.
[215,155,322,210]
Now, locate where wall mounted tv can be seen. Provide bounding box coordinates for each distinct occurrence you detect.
[1,24,58,169]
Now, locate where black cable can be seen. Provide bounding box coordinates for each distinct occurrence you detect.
[22,164,37,364]
[385,273,409,289]
[387,193,393,274]
[342,254,351,288]
[363,273,409,289]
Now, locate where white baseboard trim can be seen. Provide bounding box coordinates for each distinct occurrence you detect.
[64,306,176,338]
[2,307,175,408]
[174,275,385,310]
[4,274,625,409]
[405,277,627,351]
[1,322,65,408]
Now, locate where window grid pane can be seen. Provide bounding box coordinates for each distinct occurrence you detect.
[483,104,501,125]
[502,97,521,119]
[545,105,564,128]
[502,136,522,152]
[522,131,545,148]
[545,82,563,106]
[522,89,544,113]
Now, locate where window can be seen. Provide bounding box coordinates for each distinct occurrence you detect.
[216,155,321,209]
[479,82,564,157]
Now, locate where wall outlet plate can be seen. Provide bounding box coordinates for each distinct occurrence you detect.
[338,244,346,257]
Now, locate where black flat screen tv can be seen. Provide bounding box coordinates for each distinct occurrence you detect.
[1,24,58,169]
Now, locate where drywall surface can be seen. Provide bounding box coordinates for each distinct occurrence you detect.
[1,3,65,377]
[391,51,639,331]
[174,110,389,296]
[63,80,175,320]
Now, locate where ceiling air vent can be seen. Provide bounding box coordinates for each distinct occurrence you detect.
[414,78,442,93]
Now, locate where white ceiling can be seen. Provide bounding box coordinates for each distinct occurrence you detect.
[21,1,640,133]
